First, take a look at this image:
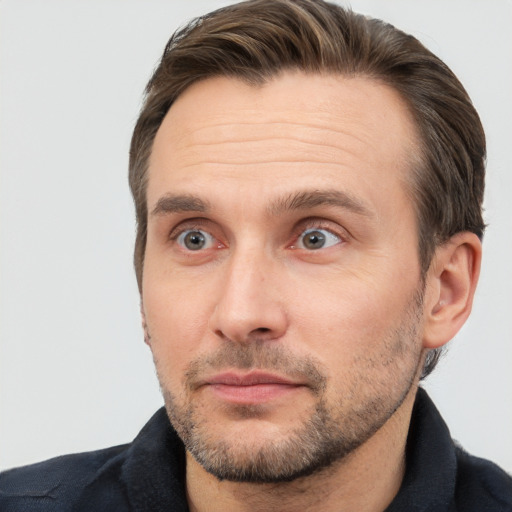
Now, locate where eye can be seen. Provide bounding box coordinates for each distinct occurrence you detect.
[176,229,215,251]
[296,228,341,250]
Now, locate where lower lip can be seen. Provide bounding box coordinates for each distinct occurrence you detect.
[208,383,303,404]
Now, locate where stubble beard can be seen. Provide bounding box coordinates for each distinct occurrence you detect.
[153,289,425,484]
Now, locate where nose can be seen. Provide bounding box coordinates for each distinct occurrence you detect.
[209,248,288,343]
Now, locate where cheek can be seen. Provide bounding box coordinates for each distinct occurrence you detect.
[290,269,418,364]
[142,274,214,383]
[294,279,423,409]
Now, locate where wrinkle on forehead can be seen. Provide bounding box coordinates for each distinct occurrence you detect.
[151,73,417,175]
[147,73,420,228]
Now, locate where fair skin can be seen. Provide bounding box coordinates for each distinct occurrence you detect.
[141,73,481,512]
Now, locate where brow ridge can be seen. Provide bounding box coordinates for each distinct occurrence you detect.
[150,189,372,218]
[151,194,210,216]
[268,189,373,217]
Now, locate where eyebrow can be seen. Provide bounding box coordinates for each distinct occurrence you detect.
[150,189,373,218]
[150,194,210,216]
[268,189,373,217]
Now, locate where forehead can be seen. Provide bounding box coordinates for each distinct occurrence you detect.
[147,72,419,216]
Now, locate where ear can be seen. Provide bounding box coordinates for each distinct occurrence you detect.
[140,302,152,346]
[422,232,482,349]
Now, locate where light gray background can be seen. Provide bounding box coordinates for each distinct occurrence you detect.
[1,0,511,473]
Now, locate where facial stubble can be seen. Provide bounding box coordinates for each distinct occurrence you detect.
[151,288,425,484]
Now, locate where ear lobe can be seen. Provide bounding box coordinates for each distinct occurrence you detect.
[140,303,152,346]
[423,232,482,349]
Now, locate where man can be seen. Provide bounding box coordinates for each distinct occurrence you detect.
[1,0,511,510]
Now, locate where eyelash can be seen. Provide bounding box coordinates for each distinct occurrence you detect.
[290,220,345,249]
[168,219,210,241]
[168,219,346,251]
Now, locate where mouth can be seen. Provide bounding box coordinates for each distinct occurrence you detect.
[200,371,306,404]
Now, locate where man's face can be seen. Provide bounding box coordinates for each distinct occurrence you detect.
[142,73,426,482]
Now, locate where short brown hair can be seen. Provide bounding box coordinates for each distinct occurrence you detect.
[129,0,486,378]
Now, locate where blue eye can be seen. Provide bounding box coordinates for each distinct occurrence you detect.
[177,230,215,251]
[297,229,341,250]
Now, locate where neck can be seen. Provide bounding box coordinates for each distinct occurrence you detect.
[186,386,417,512]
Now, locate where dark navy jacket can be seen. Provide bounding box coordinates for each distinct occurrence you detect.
[1,388,511,511]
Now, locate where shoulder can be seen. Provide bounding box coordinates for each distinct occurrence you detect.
[455,445,512,511]
[0,444,129,511]
[0,408,186,512]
